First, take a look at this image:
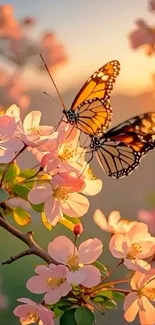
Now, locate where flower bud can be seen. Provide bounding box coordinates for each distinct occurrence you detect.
[74,223,83,236]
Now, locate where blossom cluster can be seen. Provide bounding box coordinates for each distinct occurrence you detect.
[129,1,155,55]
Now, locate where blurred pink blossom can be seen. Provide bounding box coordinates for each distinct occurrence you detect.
[13,298,54,325]
[137,209,155,235]
[94,209,137,234]
[109,222,155,273]
[129,19,155,54]
[26,264,72,304]
[48,236,102,287]
[149,0,155,11]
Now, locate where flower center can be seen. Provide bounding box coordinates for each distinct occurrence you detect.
[53,187,69,201]
[59,144,75,162]
[26,311,38,322]
[67,254,79,271]
[46,277,65,288]
[127,242,142,259]
[140,287,155,300]
[28,127,43,136]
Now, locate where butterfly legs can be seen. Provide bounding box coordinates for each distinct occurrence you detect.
[78,150,94,178]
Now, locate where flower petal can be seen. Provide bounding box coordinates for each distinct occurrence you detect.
[44,198,61,226]
[38,305,54,325]
[123,292,139,322]
[139,296,155,325]
[23,111,42,131]
[79,238,103,264]
[26,276,48,294]
[67,269,85,285]
[28,184,52,204]
[82,179,102,196]
[48,236,78,264]
[60,192,89,218]
[81,265,101,288]
[44,288,61,304]
[109,234,126,258]
[93,209,109,232]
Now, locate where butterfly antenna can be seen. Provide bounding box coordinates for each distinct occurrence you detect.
[43,91,62,107]
[40,53,66,110]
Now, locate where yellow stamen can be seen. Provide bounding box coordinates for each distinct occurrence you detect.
[67,254,79,272]
[27,127,43,136]
[127,243,142,259]
[53,187,69,201]
[59,144,75,162]
[140,287,155,300]
[26,311,38,322]
[46,277,65,288]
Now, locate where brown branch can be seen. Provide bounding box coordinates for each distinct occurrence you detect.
[0,216,56,265]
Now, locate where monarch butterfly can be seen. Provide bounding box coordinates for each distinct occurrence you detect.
[63,60,120,135]
[89,112,155,178]
[40,54,120,136]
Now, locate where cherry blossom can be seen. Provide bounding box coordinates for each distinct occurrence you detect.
[149,0,155,11]
[0,113,23,163]
[48,236,102,287]
[28,172,89,226]
[19,111,53,147]
[13,298,54,325]
[94,209,137,234]
[26,264,72,304]
[129,19,155,55]
[124,271,155,325]
[109,222,155,273]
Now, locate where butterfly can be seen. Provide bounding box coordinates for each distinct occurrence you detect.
[89,112,155,178]
[63,60,120,135]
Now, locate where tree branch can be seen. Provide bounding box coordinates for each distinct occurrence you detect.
[0,216,56,265]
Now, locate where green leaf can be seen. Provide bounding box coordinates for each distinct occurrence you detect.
[0,189,10,203]
[31,202,44,212]
[13,208,31,226]
[63,214,80,225]
[75,307,95,325]
[53,306,64,318]
[92,261,108,276]
[93,296,105,303]
[103,299,117,310]
[19,169,37,178]
[112,291,125,300]
[12,184,30,200]
[3,162,20,183]
[60,309,77,325]
[96,290,113,299]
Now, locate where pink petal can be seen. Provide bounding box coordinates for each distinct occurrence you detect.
[26,276,48,294]
[60,280,72,296]
[37,125,53,136]
[44,198,61,226]
[48,264,68,278]
[78,238,103,264]
[6,104,20,119]
[28,184,52,204]
[17,298,37,306]
[81,265,101,288]
[0,147,15,163]
[44,288,61,304]
[138,240,155,258]
[127,223,149,244]
[48,236,78,264]
[60,192,89,218]
[38,305,54,325]
[23,111,41,131]
[67,269,85,285]
[14,304,36,317]
[139,297,155,325]
[108,210,121,228]
[82,179,102,196]
[93,209,109,231]
[35,265,51,276]
[130,271,146,290]
[124,258,151,273]
[109,234,126,258]
[123,292,139,322]
[2,138,23,151]
[52,173,85,192]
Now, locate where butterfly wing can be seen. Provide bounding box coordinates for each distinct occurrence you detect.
[68,60,120,136]
[96,113,155,178]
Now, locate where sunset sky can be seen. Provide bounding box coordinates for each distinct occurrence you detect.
[4,0,155,95]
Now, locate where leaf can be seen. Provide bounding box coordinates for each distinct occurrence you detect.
[31,202,44,212]
[96,290,113,299]
[12,184,30,200]
[60,309,77,325]
[63,214,81,225]
[13,208,31,226]
[0,189,10,203]
[92,261,108,276]
[3,162,20,183]
[42,212,52,230]
[93,296,105,303]
[112,292,125,300]
[53,306,64,318]
[19,169,37,179]
[103,298,117,310]
[75,307,95,325]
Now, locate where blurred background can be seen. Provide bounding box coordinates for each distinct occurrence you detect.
[0,0,155,324]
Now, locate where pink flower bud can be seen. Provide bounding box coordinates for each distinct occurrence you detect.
[74,223,83,236]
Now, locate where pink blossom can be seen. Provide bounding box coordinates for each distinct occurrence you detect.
[0,114,23,163]
[26,264,72,304]
[149,0,155,11]
[124,271,155,325]
[109,222,155,273]
[137,209,155,235]
[129,19,155,54]
[94,209,137,234]
[48,236,102,287]
[13,298,54,325]
[81,166,102,196]
[28,173,89,226]
[19,111,53,147]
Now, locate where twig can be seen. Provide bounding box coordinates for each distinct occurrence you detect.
[0,215,55,265]
[2,249,32,265]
